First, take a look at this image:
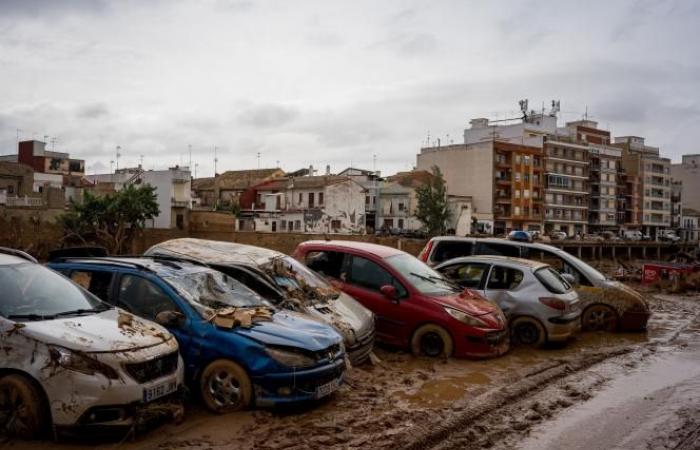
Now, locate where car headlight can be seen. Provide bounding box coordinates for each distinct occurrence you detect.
[444,307,489,328]
[265,346,317,368]
[49,347,120,380]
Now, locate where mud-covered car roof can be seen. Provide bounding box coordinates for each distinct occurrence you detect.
[300,240,405,258]
[146,238,283,266]
[439,255,549,271]
[53,256,209,277]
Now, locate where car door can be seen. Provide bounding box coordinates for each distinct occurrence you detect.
[339,254,409,344]
[484,265,525,316]
[437,262,491,297]
[114,273,194,364]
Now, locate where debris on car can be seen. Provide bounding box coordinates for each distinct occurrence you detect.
[209,306,274,329]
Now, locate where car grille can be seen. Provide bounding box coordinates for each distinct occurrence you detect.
[124,351,179,383]
[485,329,509,344]
[312,344,342,362]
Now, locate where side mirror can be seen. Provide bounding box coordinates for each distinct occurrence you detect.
[155,310,185,328]
[561,273,576,285]
[380,285,398,301]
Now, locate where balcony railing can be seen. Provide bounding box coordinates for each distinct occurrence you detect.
[1,195,45,207]
[171,198,190,208]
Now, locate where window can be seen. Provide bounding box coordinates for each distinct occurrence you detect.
[305,251,345,279]
[331,219,341,230]
[319,192,324,205]
[440,263,489,289]
[486,266,524,290]
[348,256,406,297]
[398,218,404,229]
[474,242,521,257]
[70,270,114,302]
[298,193,303,204]
[366,195,370,205]
[515,172,521,182]
[308,192,315,208]
[432,241,473,263]
[280,220,286,230]
[398,202,405,211]
[117,275,180,321]
[7,185,14,194]
[294,220,302,231]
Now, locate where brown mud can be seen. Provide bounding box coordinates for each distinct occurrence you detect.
[3,292,699,450]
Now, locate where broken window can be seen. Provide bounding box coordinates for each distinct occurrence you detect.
[486,266,524,290]
[117,275,181,322]
[440,262,489,289]
[305,251,345,279]
[70,270,114,302]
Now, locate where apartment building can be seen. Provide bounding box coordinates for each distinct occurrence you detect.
[88,166,192,229]
[615,136,671,235]
[671,155,700,212]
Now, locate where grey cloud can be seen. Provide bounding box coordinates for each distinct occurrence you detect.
[0,0,110,17]
[77,103,109,119]
[237,104,300,128]
[375,32,438,56]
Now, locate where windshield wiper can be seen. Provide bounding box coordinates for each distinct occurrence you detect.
[410,272,437,284]
[7,313,56,321]
[54,307,109,317]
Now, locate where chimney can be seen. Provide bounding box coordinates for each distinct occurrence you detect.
[326,165,331,175]
[309,165,314,176]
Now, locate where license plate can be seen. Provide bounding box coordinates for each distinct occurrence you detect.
[143,379,178,403]
[315,377,342,399]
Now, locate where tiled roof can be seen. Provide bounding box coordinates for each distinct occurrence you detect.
[216,168,284,190]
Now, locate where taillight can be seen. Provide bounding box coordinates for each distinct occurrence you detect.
[539,297,566,311]
[418,240,434,263]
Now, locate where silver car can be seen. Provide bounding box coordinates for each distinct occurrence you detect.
[144,238,375,365]
[435,255,581,347]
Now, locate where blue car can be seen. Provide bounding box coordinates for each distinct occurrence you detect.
[48,256,346,413]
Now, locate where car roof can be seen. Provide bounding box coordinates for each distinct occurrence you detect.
[51,256,209,277]
[146,238,283,266]
[0,253,28,266]
[439,255,548,270]
[299,240,406,258]
[429,236,567,254]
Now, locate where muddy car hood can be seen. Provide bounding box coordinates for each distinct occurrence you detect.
[595,279,649,310]
[17,309,173,353]
[303,292,374,345]
[234,311,341,351]
[435,290,501,319]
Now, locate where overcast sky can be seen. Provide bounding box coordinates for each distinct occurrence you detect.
[1,0,699,177]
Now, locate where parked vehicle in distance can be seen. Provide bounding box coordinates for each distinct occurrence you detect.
[48,256,347,412]
[293,241,509,359]
[549,231,568,241]
[658,230,680,242]
[418,237,650,332]
[435,256,581,347]
[601,231,621,241]
[0,248,184,438]
[508,230,533,243]
[623,230,643,241]
[144,238,375,366]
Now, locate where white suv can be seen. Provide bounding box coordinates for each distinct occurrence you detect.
[0,248,184,438]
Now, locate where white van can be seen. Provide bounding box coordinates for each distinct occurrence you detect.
[623,230,643,241]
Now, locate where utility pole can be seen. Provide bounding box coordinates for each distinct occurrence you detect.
[188,144,192,169]
[194,162,199,179]
[115,145,121,171]
[257,152,261,169]
[214,146,218,176]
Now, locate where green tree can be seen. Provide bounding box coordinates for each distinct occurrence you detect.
[61,184,160,254]
[415,166,451,236]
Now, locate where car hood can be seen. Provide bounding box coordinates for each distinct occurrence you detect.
[435,290,500,317]
[302,292,374,345]
[577,280,649,313]
[17,309,174,353]
[234,311,341,351]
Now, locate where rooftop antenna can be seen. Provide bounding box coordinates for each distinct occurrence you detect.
[43,135,49,143]
[214,146,218,176]
[188,144,192,169]
[519,99,529,120]
[110,160,114,173]
[373,154,377,172]
[584,105,588,120]
[139,154,144,167]
[257,152,261,169]
[550,100,561,117]
[50,137,57,151]
[194,162,199,179]
[115,145,121,171]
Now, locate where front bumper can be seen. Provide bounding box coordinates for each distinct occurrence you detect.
[457,328,510,359]
[546,310,582,342]
[346,328,375,366]
[251,356,347,407]
[620,309,651,331]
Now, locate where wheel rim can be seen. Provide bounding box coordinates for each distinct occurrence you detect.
[207,370,242,409]
[515,322,539,345]
[420,332,444,357]
[0,385,31,436]
[585,307,614,330]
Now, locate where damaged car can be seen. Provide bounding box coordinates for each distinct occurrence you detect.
[293,241,510,358]
[48,256,347,412]
[143,238,375,365]
[419,237,651,331]
[0,248,184,439]
[435,256,581,347]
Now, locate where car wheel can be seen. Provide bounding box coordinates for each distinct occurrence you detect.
[582,304,618,331]
[200,360,252,413]
[410,324,454,358]
[0,374,47,439]
[511,317,546,347]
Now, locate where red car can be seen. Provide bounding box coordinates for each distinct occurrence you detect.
[293,241,509,358]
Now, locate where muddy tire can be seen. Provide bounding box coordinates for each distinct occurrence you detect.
[0,374,47,439]
[200,360,252,414]
[582,304,618,332]
[410,324,454,358]
[510,317,547,347]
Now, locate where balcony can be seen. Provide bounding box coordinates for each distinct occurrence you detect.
[171,198,190,208]
[2,195,44,208]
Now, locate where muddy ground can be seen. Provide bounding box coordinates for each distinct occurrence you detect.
[3,289,700,450]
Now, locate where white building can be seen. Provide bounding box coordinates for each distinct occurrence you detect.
[87,166,192,229]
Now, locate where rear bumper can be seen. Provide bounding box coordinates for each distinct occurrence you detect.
[251,357,347,407]
[546,310,581,341]
[457,329,510,358]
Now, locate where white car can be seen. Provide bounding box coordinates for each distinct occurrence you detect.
[0,248,184,438]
